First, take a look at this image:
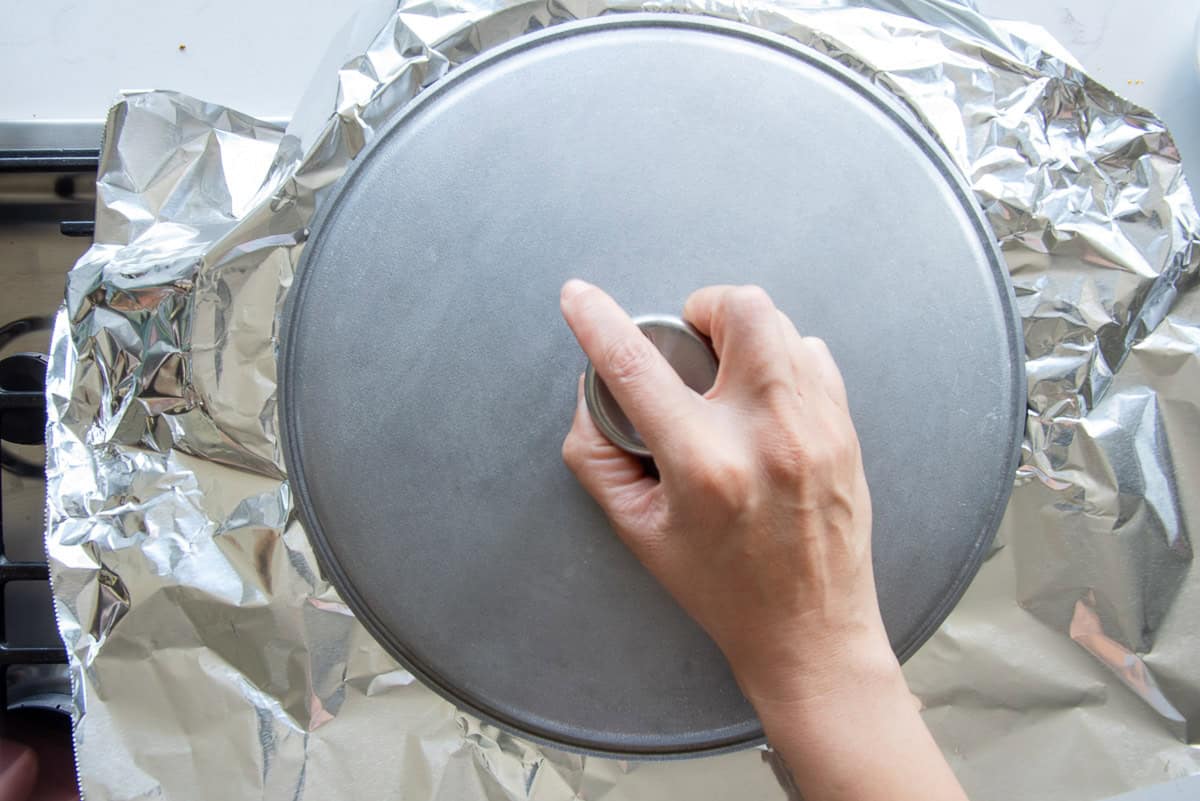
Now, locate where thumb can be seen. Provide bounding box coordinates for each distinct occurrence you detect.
[561,376,661,537]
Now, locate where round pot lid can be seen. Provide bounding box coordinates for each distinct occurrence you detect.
[279,15,1025,757]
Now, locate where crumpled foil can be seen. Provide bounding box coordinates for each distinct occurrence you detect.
[44,0,1200,799]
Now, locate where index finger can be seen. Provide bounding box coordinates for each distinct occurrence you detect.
[560,280,701,455]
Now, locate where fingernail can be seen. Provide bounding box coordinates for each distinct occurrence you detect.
[561,279,592,304]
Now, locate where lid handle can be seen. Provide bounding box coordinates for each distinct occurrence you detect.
[583,314,718,457]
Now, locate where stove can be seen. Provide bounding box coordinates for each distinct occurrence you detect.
[3,3,1200,799]
[0,148,95,801]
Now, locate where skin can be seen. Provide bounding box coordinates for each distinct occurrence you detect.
[559,279,968,801]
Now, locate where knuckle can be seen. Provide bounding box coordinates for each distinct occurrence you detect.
[561,434,585,470]
[601,336,654,385]
[726,285,773,317]
[691,455,756,512]
[731,284,771,307]
[801,335,830,352]
[762,442,812,486]
[757,373,796,401]
[762,419,860,488]
[801,443,838,476]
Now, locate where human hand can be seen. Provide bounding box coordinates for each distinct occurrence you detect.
[558,279,895,707]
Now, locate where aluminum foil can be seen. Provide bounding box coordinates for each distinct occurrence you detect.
[44,1,1200,799]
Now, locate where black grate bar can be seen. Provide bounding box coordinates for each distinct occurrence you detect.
[0,561,50,582]
[0,317,67,712]
[0,645,66,665]
[0,149,100,173]
[60,221,96,237]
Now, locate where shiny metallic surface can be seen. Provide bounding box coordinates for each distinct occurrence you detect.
[41,0,1200,798]
[279,15,1019,756]
[584,315,718,457]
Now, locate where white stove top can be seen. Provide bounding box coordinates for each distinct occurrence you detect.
[0,0,356,148]
[1,1,1198,183]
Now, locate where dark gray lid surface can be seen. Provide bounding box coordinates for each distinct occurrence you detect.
[280,15,1024,757]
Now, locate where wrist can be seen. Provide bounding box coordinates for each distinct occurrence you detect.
[729,616,900,712]
[741,632,964,801]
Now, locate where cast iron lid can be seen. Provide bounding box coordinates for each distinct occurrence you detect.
[279,15,1025,757]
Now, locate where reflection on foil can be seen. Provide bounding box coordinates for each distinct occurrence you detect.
[44,0,1200,799]
[1070,591,1185,729]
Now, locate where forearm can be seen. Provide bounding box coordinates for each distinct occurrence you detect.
[746,641,967,801]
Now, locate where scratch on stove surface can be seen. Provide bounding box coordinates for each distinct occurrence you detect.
[1058,4,1113,57]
